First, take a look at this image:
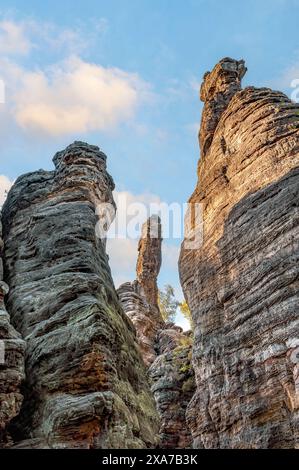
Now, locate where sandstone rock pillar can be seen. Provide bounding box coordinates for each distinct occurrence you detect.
[179,58,299,448]
[2,141,159,449]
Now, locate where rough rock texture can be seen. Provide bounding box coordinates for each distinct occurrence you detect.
[117,281,158,367]
[1,141,159,449]
[0,215,25,446]
[118,215,163,367]
[136,215,163,323]
[149,326,195,449]
[118,218,195,448]
[179,58,299,448]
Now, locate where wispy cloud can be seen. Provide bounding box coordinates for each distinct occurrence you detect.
[11,56,151,136]
[0,19,33,56]
[106,189,182,289]
[0,17,153,137]
[0,15,109,57]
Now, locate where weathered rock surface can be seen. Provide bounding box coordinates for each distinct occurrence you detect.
[117,281,158,367]
[118,215,163,367]
[118,217,195,448]
[179,58,299,448]
[149,326,195,449]
[0,216,25,446]
[136,215,163,324]
[1,141,159,448]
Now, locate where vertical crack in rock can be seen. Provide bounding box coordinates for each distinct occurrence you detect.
[0,215,25,447]
[118,217,195,448]
[1,141,159,449]
[179,58,299,448]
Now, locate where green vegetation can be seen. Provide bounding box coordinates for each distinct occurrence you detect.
[158,284,179,322]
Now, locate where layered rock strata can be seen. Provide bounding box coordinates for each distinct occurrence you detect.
[117,281,158,367]
[136,215,163,323]
[0,215,25,446]
[118,215,163,367]
[118,218,195,448]
[149,326,195,448]
[179,58,299,448]
[1,141,159,449]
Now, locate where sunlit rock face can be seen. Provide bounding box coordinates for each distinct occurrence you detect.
[118,215,163,368]
[179,58,299,448]
[118,216,195,448]
[1,141,159,449]
[136,215,163,324]
[0,215,25,447]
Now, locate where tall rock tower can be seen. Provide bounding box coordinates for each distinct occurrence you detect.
[1,142,159,449]
[179,58,299,448]
[118,215,163,367]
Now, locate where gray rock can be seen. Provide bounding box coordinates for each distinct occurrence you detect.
[1,142,159,448]
[0,215,25,447]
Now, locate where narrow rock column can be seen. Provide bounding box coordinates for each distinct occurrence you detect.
[136,215,163,323]
[118,216,195,448]
[0,214,25,446]
[118,215,163,367]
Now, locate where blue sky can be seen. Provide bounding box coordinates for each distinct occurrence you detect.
[0,0,298,329]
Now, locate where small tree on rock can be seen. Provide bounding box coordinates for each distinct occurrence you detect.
[158,284,179,322]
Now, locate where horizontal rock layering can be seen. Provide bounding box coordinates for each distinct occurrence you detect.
[1,142,159,449]
[149,325,195,449]
[118,216,195,448]
[118,215,163,368]
[0,215,25,447]
[179,58,299,448]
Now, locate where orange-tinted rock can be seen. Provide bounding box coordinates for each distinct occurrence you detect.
[136,215,163,323]
[118,217,195,448]
[179,58,299,448]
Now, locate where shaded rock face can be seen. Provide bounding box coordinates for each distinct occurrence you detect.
[149,326,195,449]
[117,281,158,367]
[1,142,159,449]
[0,216,25,446]
[179,58,299,448]
[118,218,195,448]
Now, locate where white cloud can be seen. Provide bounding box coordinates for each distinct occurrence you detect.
[107,237,138,288]
[0,56,151,137]
[0,16,109,57]
[0,20,33,56]
[0,175,13,207]
[0,18,152,137]
[107,189,163,288]
[106,189,183,289]
[184,121,200,136]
